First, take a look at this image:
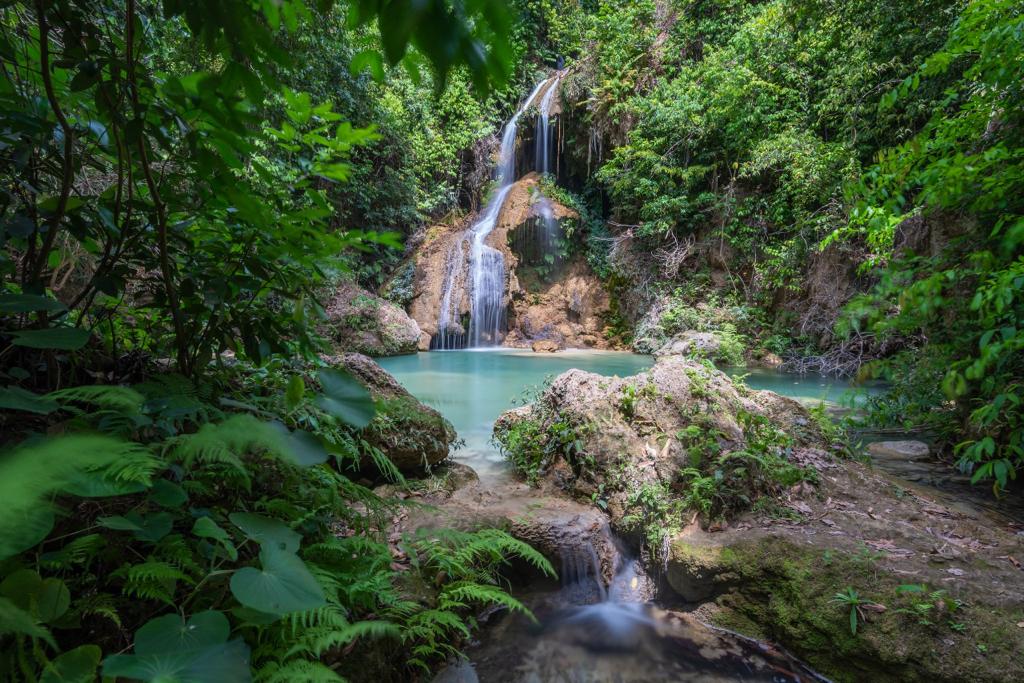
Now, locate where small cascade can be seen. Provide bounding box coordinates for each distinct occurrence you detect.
[534,74,560,176]
[434,77,552,349]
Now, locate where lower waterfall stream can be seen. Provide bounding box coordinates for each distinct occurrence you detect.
[379,350,865,682]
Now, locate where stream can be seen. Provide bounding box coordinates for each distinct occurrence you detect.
[379,350,865,682]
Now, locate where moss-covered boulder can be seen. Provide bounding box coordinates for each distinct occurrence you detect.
[493,356,824,543]
[338,353,456,473]
[666,462,1024,682]
[324,280,421,357]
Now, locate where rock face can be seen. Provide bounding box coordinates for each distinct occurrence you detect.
[494,354,821,537]
[336,353,456,473]
[406,174,611,349]
[324,280,421,357]
[667,459,1024,683]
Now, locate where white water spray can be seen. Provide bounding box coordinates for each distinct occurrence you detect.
[435,77,552,349]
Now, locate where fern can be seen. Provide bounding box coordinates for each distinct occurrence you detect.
[440,582,531,619]
[39,534,107,571]
[255,659,346,683]
[47,385,146,414]
[284,619,400,658]
[113,561,192,605]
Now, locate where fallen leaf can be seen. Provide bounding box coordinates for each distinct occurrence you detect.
[946,568,966,577]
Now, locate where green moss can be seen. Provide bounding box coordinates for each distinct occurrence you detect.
[687,536,1023,682]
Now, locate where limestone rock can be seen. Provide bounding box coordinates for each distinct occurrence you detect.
[531,339,560,353]
[324,280,421,357]
[494,355,821,535]
[336,353,456,473]
[654,331,722,358]
[867,440,931,461]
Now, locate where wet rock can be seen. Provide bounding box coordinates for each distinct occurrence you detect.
[654,331,722,359]
[867,440,931,461]
[336,353,456,473]
[531,339,560,353]
[324,280,421,357]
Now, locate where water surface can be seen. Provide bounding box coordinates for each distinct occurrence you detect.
[379,349,653,478]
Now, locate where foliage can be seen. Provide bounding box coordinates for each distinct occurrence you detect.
[833,0,1024,493]
[0,359,550,680]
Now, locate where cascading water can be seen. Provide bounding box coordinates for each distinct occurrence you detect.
[435,78,551,349]
[534,74,560,176]
[434,525,826,681]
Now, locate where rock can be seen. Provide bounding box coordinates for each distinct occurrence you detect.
[654,331,722,358]
[417,331,431,352]
[531,339,560,353]
[323,280,421,357]
[867,440,931,461]
[336,353,456,473]
[494,355,822,536]
[664,460,1024,683]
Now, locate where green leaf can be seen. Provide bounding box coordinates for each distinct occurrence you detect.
[149,479,188,508]
[0,293,67,313]
[315,368,374,428]
[10,327,91,350]
[64,470,148,498]
[350,49,385,80]
[284,375,305,410]
[37,578,71,623]
[98,512,173,544]
[0,386,59,414]
[40,644,102,683]
[229,547,325,615]
[102,638,251,683]
[0,506,55,560]
[192,517,238,562]
[134,611,230,656]
[228,512,300,552]
[0,596,55,647]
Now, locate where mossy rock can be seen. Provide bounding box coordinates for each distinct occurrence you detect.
[669,530,1024,682]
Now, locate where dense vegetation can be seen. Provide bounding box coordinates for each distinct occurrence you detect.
[1,0,1021,680]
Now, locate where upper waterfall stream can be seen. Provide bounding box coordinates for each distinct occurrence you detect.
[435,75,560,349]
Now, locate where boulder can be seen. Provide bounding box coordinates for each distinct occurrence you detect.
[665,458,1024,683]
[324,280,421,357]
[494,355,822,537]
[867,440,931,461]
[336,353,456,473]
[654,331,722,359]
[531,339,560,353]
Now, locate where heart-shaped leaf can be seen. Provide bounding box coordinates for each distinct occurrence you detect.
[0,293,67,314]
[315,368,374,428]
[98,512,173,544]
[102,638,251,683]
[192,517,237,561]
[229,547,325,615]
[135,611,230,656]
[40,644,101,683]
[149,479,188,508]
[10,327,90,350]
[0,386,59,414]
[228,513,300,553]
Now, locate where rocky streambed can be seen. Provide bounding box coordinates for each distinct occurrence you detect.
[342,350,1024,682]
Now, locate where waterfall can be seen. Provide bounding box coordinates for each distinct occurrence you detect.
[535,75,560,176]
[435,77,551,349]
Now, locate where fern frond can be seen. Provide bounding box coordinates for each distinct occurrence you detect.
[39,533,107,570]
[440,582,531,618]
[255,659,346,683]
[47,385,145,413]
[113,560,192,604]
[284,619,400,658]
